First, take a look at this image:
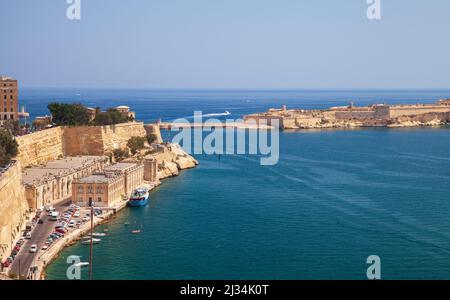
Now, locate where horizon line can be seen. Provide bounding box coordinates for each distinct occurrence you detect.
[18,86,450,92]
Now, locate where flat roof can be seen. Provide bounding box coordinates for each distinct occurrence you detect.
[75,174,117,184]
[104,162,136,171]
[0,76,16,81]
[22,156,108,185]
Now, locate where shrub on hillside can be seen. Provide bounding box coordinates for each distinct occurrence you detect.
[127,136,146,155]
[0,129,19,166]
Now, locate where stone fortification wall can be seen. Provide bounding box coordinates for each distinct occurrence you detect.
[15,127,64,168]
[0,162,29,263]
[63,122,147,156]
[389,105,450,118]
[16,122,147,164]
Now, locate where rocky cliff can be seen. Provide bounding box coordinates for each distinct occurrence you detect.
[150,143,198,180]
[388,112,450,127]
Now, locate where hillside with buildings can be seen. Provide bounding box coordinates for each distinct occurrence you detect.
[244,99,450,129]
[0,76,197,279]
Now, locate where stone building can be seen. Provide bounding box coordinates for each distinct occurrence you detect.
[22,156,109,211]
[104,162,144,195]
[116,106,136,120]
[0,76,19,121]
[72,174,125,208]
[143,157,158,182]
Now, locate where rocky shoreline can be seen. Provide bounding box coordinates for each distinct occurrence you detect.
[244,100,450,130]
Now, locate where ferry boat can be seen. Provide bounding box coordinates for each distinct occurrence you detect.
[128,188,149,207]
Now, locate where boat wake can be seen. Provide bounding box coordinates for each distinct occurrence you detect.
[202,111,231,117]
[179,111,231,120]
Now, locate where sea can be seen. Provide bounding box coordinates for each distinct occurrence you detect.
[19,89,450,280]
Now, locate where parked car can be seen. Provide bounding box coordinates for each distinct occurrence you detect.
[38,219,44,224]
[29,245,37,253]
[55,228,67,234]
[2,260,11,268]
[25,232,32,239]
[41,245,48,251]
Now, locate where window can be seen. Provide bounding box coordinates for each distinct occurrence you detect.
[78,196,83,202]
[87,186,93,194]
[96,187,103,194]
[97,197,102,202]
[78,186,84,193]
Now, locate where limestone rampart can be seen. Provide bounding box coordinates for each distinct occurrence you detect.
[389,105,450,118]
[0,161,29,263]
[15,123,147,167]
[15,127,64,168]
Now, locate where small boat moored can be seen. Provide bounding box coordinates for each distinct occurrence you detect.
[81,238,101,244]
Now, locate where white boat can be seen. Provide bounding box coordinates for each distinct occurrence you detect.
[85,232,106,237]
[81,238,101,244]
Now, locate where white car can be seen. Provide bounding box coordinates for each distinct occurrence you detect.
[68,220,76,227]
[25,232,32,239]
[74,211,80,218]
[29,244,37,253]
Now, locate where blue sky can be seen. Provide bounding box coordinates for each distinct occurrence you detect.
[1,0,450,89]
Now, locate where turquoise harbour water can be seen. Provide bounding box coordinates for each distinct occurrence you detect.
[21,89,450,280]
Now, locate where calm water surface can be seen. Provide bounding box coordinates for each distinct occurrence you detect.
[20,89,450,279]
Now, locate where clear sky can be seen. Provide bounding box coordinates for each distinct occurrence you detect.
[1,0,450,89]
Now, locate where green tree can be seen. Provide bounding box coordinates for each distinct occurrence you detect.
[112,148,129,161]
[2,120,21,136]
[146,133,159,144]
[0,129,19,166]
[94,108,129,126]
[127,136,146,155]
[47,103,91,126]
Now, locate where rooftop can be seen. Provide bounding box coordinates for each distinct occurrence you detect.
[104,162,137,172]
[0,76,16,81]
[22,156,108,185]
[75,174,120,184]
